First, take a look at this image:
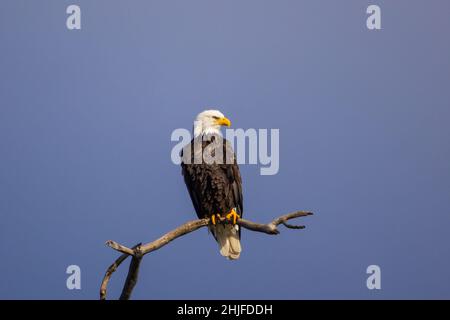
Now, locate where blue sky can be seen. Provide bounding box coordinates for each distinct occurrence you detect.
[1,0,450,299]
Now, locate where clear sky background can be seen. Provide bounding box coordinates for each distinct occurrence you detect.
[1,1,450,299]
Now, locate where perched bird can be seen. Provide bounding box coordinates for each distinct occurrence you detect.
[181,110,243,260]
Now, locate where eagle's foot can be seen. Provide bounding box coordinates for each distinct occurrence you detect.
[211,214,222,225]
[225,209,240,225]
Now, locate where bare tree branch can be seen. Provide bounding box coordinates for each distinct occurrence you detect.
[100,210,313,300]
[100,243,141,300]
[119,246,142,300]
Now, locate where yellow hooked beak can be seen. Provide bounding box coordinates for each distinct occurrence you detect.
[215,116,231,127]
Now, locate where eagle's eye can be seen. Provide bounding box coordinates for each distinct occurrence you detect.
[212,116,220,120]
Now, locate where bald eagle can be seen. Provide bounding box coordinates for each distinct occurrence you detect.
[181,110,243,260]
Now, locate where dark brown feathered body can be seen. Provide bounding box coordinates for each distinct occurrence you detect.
[181,134,243,220]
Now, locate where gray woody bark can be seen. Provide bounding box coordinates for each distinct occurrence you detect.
[100,210,313,300]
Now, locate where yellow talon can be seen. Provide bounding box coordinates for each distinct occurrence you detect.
[211,214,222,225]
[225,209,240,225]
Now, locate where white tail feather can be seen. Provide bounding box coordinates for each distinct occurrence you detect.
[211,224,241,260]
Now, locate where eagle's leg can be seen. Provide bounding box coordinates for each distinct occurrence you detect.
[225,208,240,225]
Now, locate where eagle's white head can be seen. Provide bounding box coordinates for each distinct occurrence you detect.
[193,109,231,137]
